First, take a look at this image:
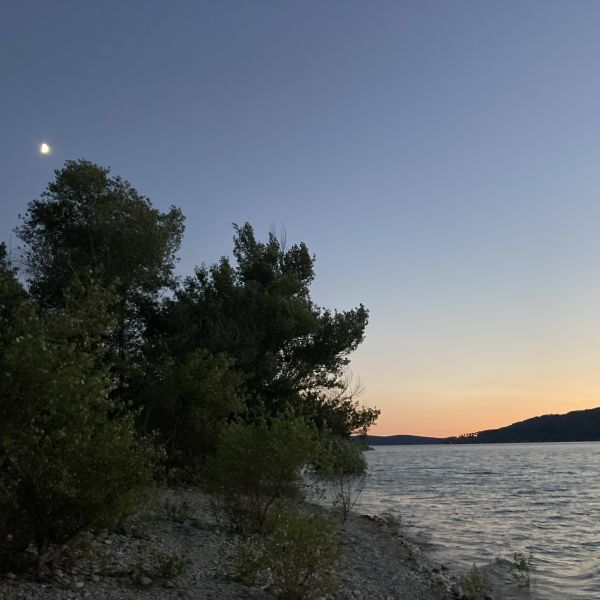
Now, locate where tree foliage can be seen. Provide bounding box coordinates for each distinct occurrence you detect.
[153,223,377,438]
[16,160,185,394]
[2,160,377,581]
[0,267,159,574]
[142,349,245,478]
[17,159,184,306]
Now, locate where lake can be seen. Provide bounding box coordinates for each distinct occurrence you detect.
[359,443,600,599]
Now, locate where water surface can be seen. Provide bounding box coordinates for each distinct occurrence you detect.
[359,443,600,599]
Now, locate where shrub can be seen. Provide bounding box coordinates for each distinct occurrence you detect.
[203,415,318,532]
[314,436,367,522]
[147,549,191,580]
[510,551,534,587]
[0,281,160,575]
[460,563,491,600]
[141,349,245,478]
[234,503,340,599]
[380,511,401,531]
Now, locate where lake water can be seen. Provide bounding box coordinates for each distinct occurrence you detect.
[359,443,600,599]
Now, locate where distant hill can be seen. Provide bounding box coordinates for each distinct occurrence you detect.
[363,434,442,445]
[364,407,600,445]
[445,406,600,444]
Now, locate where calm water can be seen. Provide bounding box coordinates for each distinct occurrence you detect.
[359,443,600,599]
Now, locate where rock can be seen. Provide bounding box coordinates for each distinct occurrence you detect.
[6,572,16,580]
[73,581,85,589]
[139,575,153,587]
[91,575,100,583]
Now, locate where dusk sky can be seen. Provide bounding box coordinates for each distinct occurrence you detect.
[2,2,600,436]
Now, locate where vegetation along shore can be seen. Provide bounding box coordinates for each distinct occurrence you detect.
[1,161,490,599]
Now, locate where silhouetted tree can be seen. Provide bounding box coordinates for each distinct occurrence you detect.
[16,160,185,392]
[0,265,159,575]
[151,223,378,437]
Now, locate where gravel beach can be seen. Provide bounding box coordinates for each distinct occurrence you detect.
[0,489,481,600]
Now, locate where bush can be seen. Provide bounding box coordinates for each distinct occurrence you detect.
[0,280,160,575]
[314,436,367,522]
[203,415,318,532]
[142,349,245,479]
[510,551,534,587]
[146,549,190,580]
[380,511,401,531]
[234,503,340,599]
[460,564,491,600]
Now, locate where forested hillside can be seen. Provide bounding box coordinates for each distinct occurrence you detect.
[446,407,600,443]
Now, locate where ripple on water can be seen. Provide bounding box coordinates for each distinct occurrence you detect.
[359,443,600,600]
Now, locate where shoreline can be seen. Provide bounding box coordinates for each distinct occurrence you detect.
[0,488,475,600]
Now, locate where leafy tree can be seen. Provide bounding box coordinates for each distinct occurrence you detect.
[155,223,378,437]
[0,274,160,575]
[16,160,185,390]
[302,374,380,438]
[141,349,245,478]
[0,243,27,332]
[17,159,184,305]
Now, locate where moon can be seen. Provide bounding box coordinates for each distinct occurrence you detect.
[39,142,51,155]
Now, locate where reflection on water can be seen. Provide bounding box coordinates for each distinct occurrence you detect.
[359,443,600,600]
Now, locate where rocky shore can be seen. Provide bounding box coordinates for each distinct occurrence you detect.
[0,489,486,600]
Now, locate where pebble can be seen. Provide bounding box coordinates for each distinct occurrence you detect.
[0,488,469,600]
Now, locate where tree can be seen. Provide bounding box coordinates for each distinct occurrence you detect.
[141,349,245,478]
[0,275,160,575]
[16,159,185,391]
[0,243,27,331]
[154,223,378,437]
[17,159,184,306]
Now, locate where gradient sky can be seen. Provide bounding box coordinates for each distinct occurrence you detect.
[2,1,600,436]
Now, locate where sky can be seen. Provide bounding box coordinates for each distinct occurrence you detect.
[2,1,600,436]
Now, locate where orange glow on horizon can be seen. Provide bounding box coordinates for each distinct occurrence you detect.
[364,389,600,438]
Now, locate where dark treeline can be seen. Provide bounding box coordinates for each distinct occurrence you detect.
[0,160,378,579]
